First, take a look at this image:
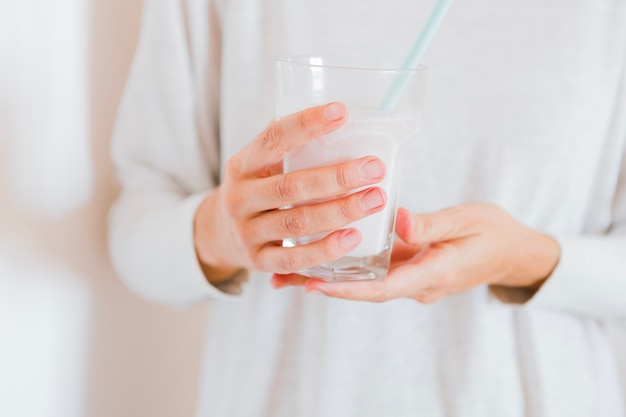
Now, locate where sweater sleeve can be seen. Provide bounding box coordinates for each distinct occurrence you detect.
[491,116,626,319]
[526,134,626,318]
[108,0,247,307]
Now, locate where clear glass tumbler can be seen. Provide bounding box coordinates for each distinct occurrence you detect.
[276,56,428,281]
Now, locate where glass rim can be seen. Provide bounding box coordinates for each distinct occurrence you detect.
[276,55,428,74]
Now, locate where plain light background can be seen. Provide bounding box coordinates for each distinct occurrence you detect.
[0,1,624,416]
[0,1,207,416]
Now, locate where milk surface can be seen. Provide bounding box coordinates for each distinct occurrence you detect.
[284,109,417,257]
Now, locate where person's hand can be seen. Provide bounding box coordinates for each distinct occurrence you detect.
[271,203,561,303]
[194,103,389,285]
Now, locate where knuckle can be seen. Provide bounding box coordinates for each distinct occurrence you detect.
[234,222,252,242]
[276,174,303,201]
[259,123,284,152]
[283,208,311,236]
[222,189,244,218]
[416,215,434,239]
[328,235,344,256]
[335,164,352,190]
[297,111,315,134]
[248,249,266,271]
[224,156,242,178]
[318,239,340,264]
[279,250,300,273]
[338,198,358,221]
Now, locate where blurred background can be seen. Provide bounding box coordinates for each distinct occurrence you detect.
[0,1,625,417]
[0,1,208,416]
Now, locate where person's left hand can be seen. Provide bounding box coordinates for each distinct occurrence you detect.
[270,203,561,303]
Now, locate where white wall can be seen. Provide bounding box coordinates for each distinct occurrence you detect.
[0,1,207,416]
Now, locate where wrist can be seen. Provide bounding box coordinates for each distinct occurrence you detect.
[194,190,243,286]
[197,259,243,286]
[524,231,560,287]
[501,229,561,290]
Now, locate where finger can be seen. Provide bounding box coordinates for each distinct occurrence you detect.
[270,273,310,289]
[396,206,470,246]
[244,187,386,245]
[255,228,362,274]
[389,238,426,265]
[241,156,385,213]
[304,247,447,302]
[231,102,347,177]
[303,278,399,302]
[302,269,420,303]
[394,207,415,243]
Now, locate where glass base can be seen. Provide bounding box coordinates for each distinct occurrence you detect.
[296,248,392,282]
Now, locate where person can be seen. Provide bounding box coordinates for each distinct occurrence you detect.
[108,1,626,416]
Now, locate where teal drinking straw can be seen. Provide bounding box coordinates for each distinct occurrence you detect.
[379,0,454,111]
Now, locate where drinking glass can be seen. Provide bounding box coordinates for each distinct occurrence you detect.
[276,56,428,281]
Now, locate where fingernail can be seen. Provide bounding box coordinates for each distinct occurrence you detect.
[323,102,346,121]
[307,289,325,295]
[360,159,385,180]
[341,229,361,247]
[360,189,385,210]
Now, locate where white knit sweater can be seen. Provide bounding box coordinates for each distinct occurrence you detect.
[109,1,626,416]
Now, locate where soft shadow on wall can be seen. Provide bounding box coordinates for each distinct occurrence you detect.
[0,1,207,416]
[86,1,209,417]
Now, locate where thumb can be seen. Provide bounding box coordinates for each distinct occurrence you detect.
[396,206,465,246]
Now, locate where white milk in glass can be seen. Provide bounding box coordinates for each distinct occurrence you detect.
[283,108,417,272]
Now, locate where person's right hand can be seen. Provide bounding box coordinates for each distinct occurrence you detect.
[193,102,388,285]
